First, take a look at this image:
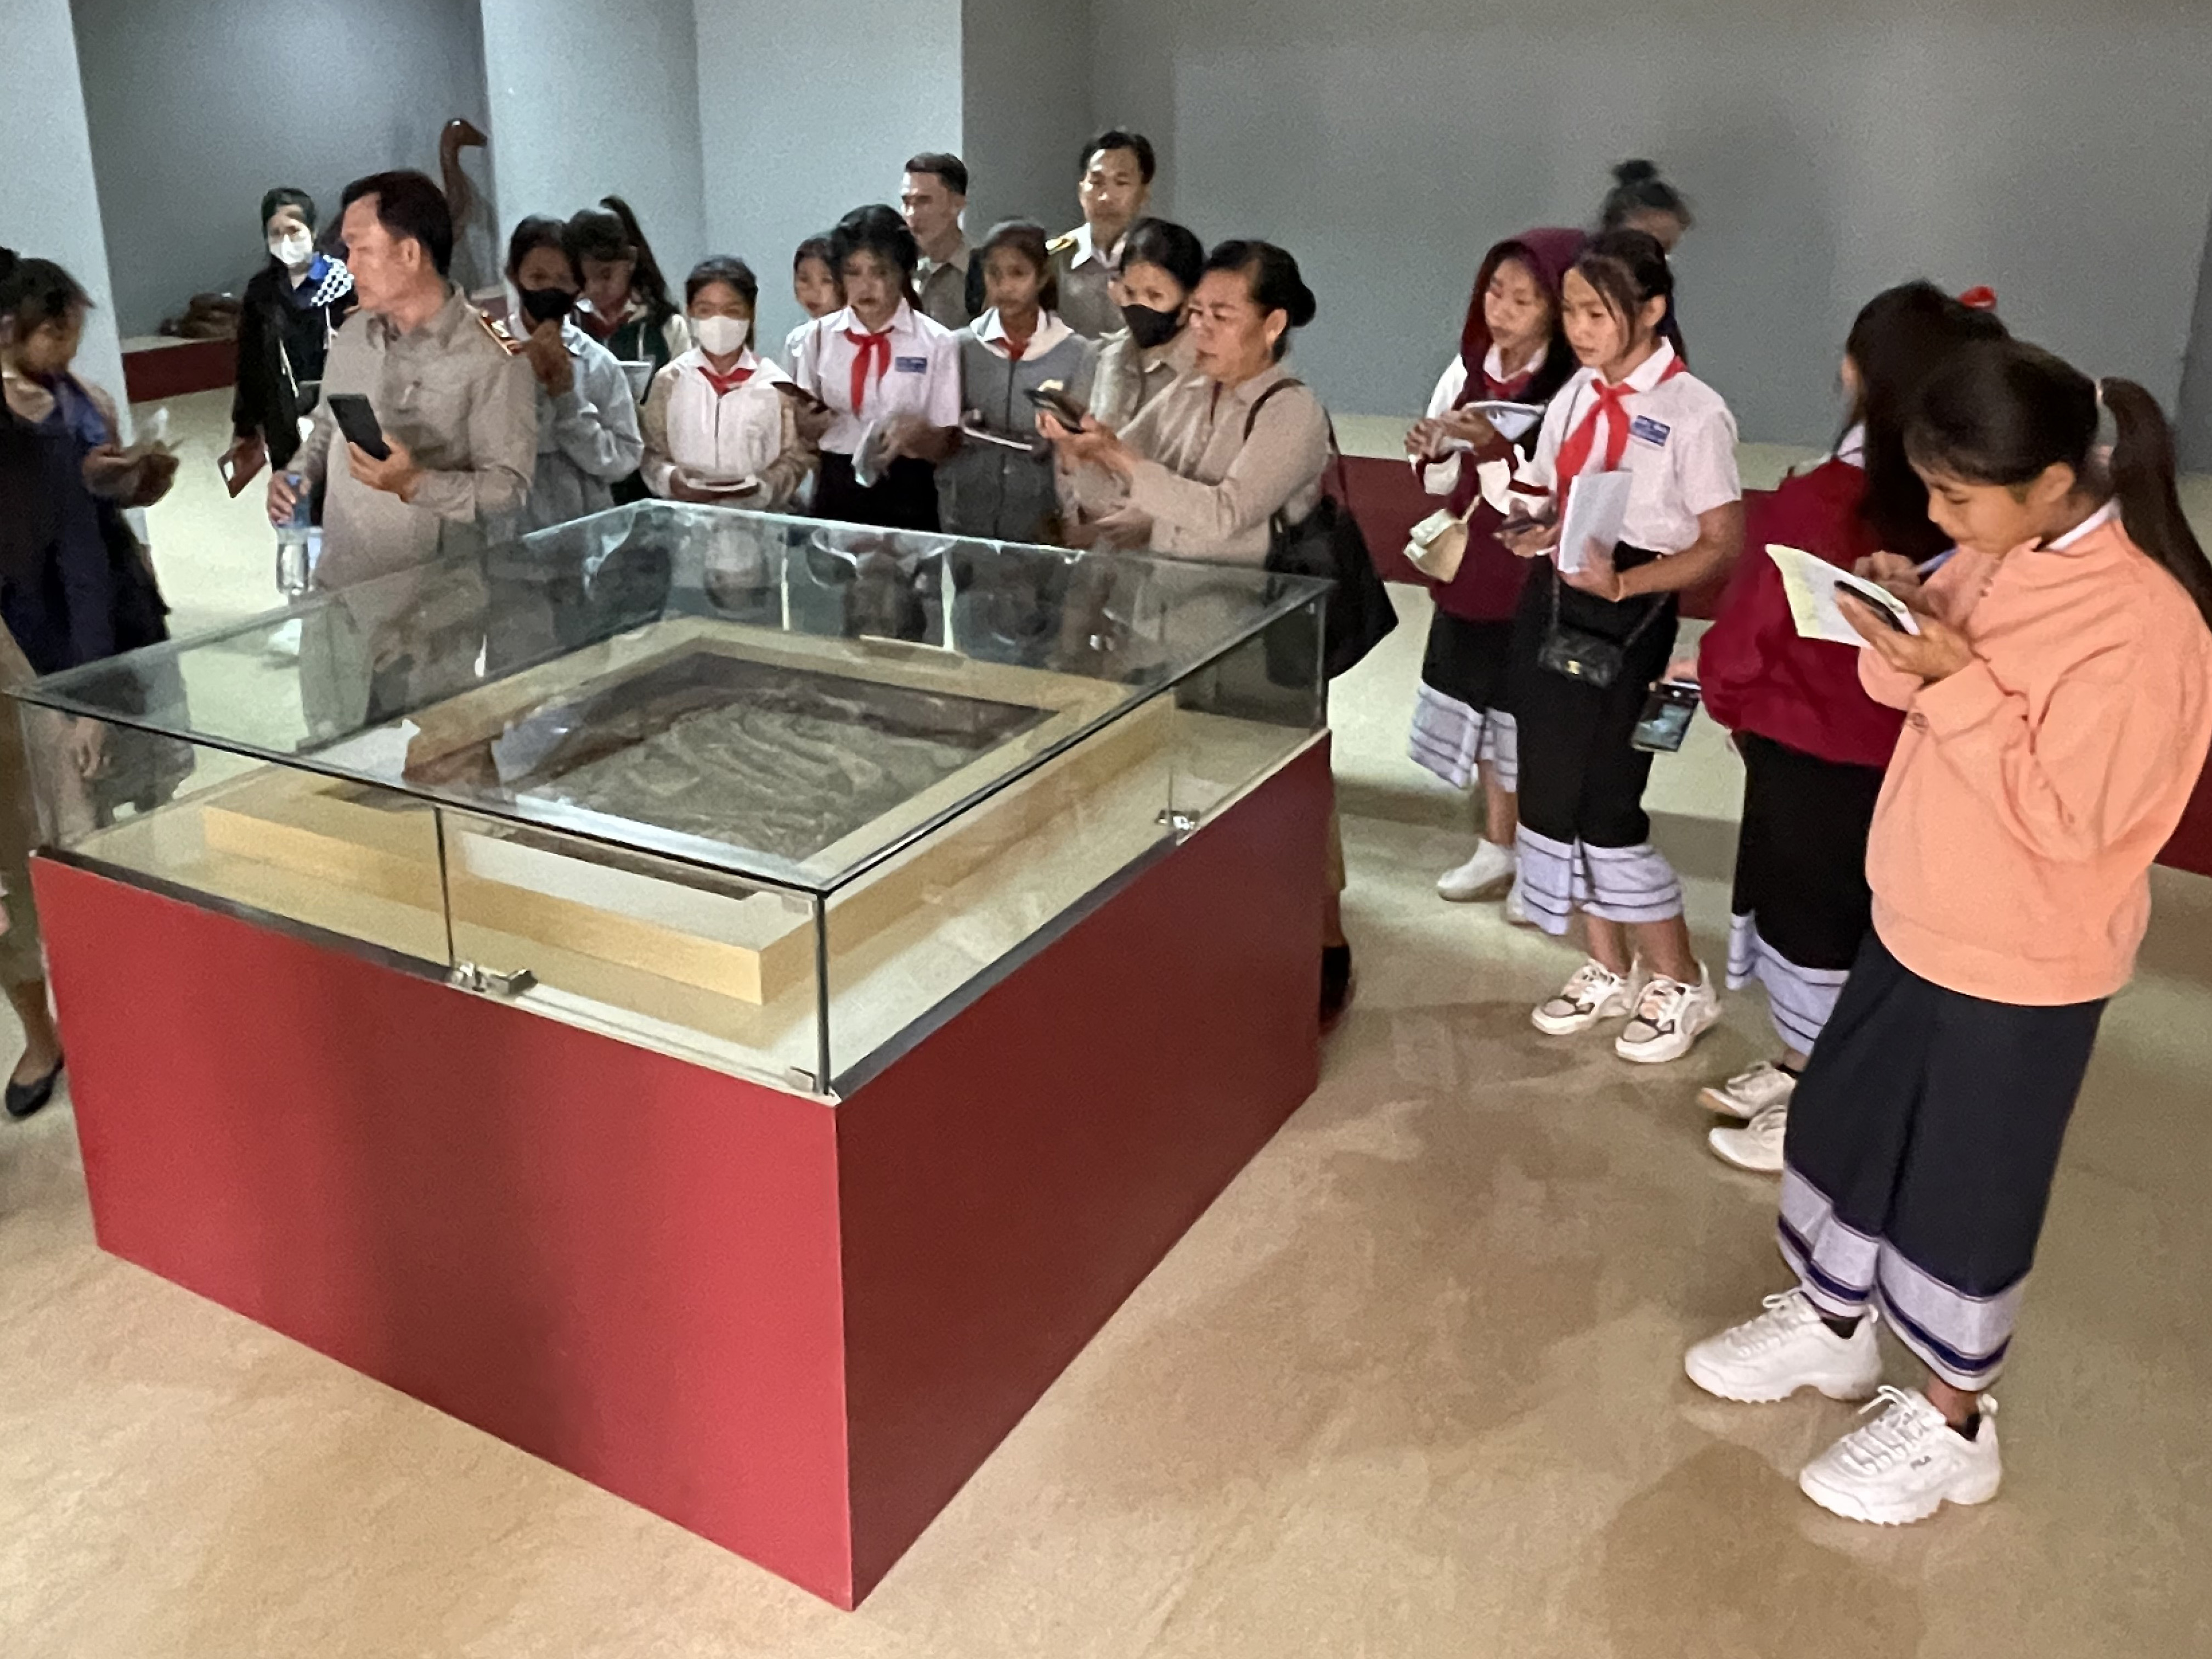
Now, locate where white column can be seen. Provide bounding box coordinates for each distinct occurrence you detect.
[1,0,130,439]
[693,0,964,354]
[477,0,709,286]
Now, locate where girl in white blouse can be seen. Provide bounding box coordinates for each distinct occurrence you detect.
[1500,229,1744,1065]
[790,204,962,531]
[640,257,816,510]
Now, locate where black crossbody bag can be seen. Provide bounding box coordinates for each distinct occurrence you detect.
[1537,563,1666,690]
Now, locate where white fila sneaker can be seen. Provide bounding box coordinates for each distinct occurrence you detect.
[1683,1289,1883,1404]
[1797,1387,2003,1525]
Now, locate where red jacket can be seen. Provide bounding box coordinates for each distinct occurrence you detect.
[1697,458,1906,770]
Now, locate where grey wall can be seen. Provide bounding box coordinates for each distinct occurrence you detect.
[71,0,491,338]
[1090,1,2212,442]
[2176,218,2212,472]
[478,0,706,291]
[4,0,129,437]
[693,0,964,356]
[960,0,1094,243]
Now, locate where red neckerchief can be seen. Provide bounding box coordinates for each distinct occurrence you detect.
[1555,352,1687,485]
[701,361,754,398]
[844,326,892,414]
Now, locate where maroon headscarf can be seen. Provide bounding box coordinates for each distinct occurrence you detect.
[1455,225,1586,399]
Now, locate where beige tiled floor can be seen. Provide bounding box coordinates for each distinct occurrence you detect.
[2,392,2209,1655]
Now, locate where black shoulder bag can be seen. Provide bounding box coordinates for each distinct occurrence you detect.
[1244,379,1397,682]
[1536,563,1664,690]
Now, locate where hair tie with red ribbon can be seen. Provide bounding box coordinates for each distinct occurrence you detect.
[1957,285,1997,311]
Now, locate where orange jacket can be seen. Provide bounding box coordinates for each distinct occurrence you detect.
[1863,507,2212,1004]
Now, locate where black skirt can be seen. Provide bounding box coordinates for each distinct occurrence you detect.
[1506,554,1678,851]
[815,450,941,533]
[1779,934,2106,1390]
[1726,732,1887,1052]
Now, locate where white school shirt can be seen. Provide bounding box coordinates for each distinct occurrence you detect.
[974,307,1077,363]
[639,345,793,497]
[1417,341,1553,496]
[1510,340,1740,555]
[791,299,962,454]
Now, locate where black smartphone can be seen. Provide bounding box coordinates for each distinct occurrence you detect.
[1632,679,1702,753]
[326,392,390,461]
[1023,384,1089,428]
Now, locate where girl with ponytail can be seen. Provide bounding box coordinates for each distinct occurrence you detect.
[1686,337,2212,1528]
[563,195,687,377]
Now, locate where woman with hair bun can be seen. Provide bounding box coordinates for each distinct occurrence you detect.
[1043,239,1353,1025]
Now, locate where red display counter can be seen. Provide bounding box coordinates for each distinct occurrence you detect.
[35,739,1328,1609]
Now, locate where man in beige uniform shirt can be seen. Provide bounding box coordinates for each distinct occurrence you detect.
[1048,129,1157,339]
[268,169,535,731]
[902,153,981,329]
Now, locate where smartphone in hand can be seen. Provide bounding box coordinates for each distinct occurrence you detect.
[326,393,391,461]
[1023,383,1089,428]
[1632,679,1702,754]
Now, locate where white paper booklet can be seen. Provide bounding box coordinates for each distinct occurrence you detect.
[1765,543,1921,642]
[1442,400,1546,448]
[1554,470,1633,575]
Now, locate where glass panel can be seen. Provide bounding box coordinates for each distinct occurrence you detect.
[433,806,826,1094]
[1167,594,1329,825]
[22,702,450,967]
[818,692,1178,1090]
[10,503,1330,894]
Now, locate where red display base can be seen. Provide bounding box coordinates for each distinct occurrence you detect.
[33,744,1329,1607]
[121,336,237,403]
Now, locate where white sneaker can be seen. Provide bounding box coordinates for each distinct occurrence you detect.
[1531,959,1638,1036]
[1503,882,1536,927]
[1708,1102,1788,1173]
[1683,1289,1883,1403]
[1437,839,1516,902]
[1616,968,1720,1064]
[1798,1386,2002,1525]
[1699,1060,1798,1120]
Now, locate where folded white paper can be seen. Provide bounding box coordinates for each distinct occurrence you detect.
[1555,470,1633,575]
[1441,401,1546,450]
[1765,543,1922,642]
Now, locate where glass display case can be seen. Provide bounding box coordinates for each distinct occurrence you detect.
[13,502,1328,1098]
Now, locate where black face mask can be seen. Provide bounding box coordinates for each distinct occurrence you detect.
[518,286,575,325]
[1120,302,1181,351]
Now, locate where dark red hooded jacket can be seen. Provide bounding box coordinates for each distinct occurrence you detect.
[1696,456,1906,770]
[1426,227,1585,622]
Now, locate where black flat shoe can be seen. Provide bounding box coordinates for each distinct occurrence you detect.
[1319,945,1355,1033]
[5,1056,63,1121]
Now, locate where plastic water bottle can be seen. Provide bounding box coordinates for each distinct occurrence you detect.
[275,472,312,597]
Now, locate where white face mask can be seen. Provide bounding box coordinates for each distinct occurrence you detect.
[270,230,314,270]
[691,314,751,357]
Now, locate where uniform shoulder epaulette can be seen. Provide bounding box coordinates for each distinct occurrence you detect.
[475,309,526,357]
[1046,231,1080,256]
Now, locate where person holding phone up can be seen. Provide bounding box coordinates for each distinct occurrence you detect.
[267,171,534,724]
[1685,283,2006,1172]
[1684,338,2212,1527]
[1045,240,1355,1026]
[501,216,642,536]
[1499,229,1743,1065]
